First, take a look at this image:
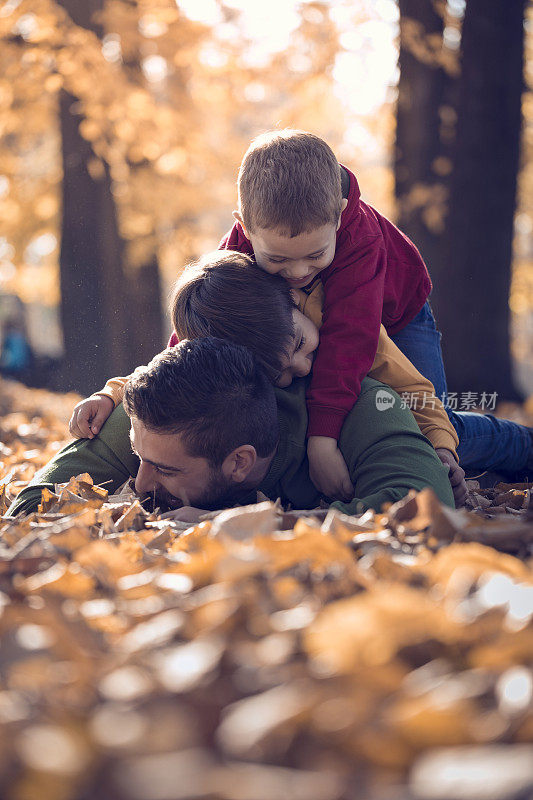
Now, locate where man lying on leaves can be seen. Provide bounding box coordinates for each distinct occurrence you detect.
[9,337,453,520]
[70,252,466,506]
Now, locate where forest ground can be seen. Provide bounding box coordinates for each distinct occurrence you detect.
[0,379,531,800]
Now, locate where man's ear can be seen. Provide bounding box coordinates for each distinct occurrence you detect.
[232,210,249,238]
[222,444,257,483]
[336,199,348,230]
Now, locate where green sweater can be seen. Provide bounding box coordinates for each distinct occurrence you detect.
[8,377,454,517]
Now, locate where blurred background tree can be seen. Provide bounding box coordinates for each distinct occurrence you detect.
[395,0,527,399]
[0,0,532,401]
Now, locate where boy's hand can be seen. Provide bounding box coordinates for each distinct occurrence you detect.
[436,448,467,508]
[307,436,353,502]
[69,394,114,439]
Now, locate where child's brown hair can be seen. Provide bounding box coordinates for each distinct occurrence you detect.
[170,250,296,382]
[237,129,343,237]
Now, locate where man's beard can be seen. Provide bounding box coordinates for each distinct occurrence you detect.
[142,468,250,514]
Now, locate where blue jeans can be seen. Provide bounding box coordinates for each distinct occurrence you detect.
[390,302,532,475]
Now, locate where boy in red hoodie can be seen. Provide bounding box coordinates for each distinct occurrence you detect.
[215,130,532,497]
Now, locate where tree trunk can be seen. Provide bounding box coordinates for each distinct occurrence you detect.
[58,89,132,394]
[395,0,452,276]
[57,0,164,393]
[434,0,526,399]
[125,254,164,366]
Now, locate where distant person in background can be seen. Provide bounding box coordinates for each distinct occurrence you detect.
[0,317,32,379]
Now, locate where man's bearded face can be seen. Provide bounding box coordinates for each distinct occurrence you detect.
[129,417,242,512]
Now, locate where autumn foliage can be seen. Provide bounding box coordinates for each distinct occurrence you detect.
[1,2,533,794]
[0,379,532,799]
[0,0,346,302]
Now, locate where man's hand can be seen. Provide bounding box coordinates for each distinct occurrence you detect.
[69,394,114,439]
[160,507,208,524]
[307,436,353,502]
[436,448,467,508]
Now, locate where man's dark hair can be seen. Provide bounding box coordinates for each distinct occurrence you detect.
[123,337,279,466]
[170,250,295,383]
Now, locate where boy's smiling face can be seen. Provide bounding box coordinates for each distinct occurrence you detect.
[276,308,319,387]
[235,206,346,289]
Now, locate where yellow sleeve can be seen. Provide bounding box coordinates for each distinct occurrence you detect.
[295,282,458,459]
[97,375,131,408]
[370,328,459,458]
[294,280,325,330]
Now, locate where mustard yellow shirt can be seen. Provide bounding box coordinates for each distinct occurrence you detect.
[294,280,458,458]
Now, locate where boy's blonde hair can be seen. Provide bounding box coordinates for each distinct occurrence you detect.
[238,129,343,237]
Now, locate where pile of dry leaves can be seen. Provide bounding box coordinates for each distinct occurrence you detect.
[0,378,532,800]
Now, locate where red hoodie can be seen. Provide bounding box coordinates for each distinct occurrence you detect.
[170,166,432,440]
